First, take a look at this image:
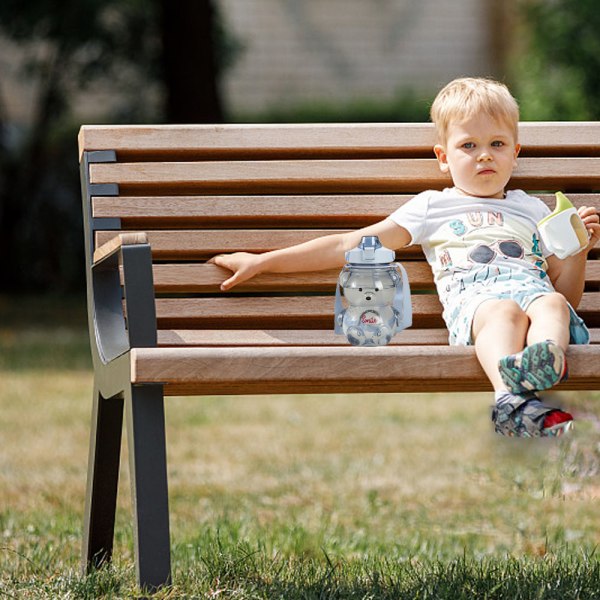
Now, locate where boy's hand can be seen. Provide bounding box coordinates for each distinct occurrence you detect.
[208,252,263,291]
[578,206,600,252]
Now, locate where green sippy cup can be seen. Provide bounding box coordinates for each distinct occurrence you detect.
[537,192,589,259]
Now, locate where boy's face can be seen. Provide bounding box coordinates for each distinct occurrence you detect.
[433,114,520,199]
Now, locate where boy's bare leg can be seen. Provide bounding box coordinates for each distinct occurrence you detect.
[472,297,574,437]
[525,292,570,351]
[495,292,570,395]
[471,299,529,391]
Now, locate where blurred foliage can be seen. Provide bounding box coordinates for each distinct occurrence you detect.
[0,0,162,87]
[0,0,162,293]
[237,90,432,124]
[516,0,599,120]
[0,0,235,293]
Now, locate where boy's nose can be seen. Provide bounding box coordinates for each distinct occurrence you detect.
[477,151,492,161]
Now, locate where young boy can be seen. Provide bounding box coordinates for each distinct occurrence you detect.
[210,77,600,438]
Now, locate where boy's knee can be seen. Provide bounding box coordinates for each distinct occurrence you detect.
[477,299,528,329]
[494,299,529,327]
[530,293,569,317]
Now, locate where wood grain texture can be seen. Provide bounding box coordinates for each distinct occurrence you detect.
[79,122,600,160]
[149,262,435,293]
[156,327,600,347]
[92,193,600,228]
[156,328,449,346]
[151,293,600,330]
[96,229,352,259]
[89,157,600,195]
[92,232,148,263]
[131,344,600,395]
[153,295,444,329]
[145,261,600,294]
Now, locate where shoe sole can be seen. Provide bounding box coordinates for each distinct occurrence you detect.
[498,341,567,394]
[495,419,573,438]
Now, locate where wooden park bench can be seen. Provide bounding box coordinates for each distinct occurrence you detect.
[78,122,600,590]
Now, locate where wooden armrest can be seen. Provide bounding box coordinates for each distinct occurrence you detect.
[93,232,148,264]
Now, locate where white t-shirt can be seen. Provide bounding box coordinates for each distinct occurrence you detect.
[389,187,553,313]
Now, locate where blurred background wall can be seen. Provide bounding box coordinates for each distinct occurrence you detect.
[0,0,598,294]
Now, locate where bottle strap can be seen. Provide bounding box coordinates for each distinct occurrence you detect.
[393,263,413,330]
[334,279,344,334]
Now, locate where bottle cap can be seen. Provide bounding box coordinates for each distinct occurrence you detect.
[345,236,395,264]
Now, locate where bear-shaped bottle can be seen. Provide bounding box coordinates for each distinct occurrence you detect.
[334,236,412,346]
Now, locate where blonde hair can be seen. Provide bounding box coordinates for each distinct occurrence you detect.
[430,77,519,143]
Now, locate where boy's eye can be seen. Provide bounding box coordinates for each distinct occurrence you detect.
[491,140,504,147]
[462,142,475,149]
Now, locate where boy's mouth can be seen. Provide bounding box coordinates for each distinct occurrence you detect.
[477,168,496,176]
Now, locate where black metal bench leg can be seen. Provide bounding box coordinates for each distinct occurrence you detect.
[125,383,171,591]
[82,385,124,571]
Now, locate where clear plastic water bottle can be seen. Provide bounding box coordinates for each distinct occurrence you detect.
[334,236,412,346]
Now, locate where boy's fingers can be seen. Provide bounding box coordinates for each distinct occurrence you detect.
[207,253,256,290]
[220,277,233,291]
[579,206,599,220]
[210,254,229,267]
[220,271,245,291]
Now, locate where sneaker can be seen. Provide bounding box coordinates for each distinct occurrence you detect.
[492,391,573,438]
[498,340,568,394]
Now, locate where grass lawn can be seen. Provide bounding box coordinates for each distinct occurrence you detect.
[1,295,600,598]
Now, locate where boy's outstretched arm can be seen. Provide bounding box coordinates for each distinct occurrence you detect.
[547,205,600,307]
[209,217,412,291]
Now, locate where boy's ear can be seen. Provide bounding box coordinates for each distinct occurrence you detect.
[513,143,521,167]
[434,144,450,173]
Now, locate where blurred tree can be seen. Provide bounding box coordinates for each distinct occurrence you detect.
[162,0,223,123]
[517,0,599,120]
[0,0,234,292]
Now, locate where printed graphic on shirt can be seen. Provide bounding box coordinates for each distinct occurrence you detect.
[429,208,548,299]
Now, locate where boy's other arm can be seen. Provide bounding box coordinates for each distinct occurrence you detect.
[210,217,412,291]
[547,253,587,308]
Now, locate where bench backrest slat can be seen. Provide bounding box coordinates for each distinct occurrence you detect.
[88,157,600,195]
[79,122,600,160]
[151,293,600,330]
[92,193,600,227]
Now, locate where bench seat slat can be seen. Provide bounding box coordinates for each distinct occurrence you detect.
[131,344,600,395]
[132,345,490,394]
[89,158,600,195]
